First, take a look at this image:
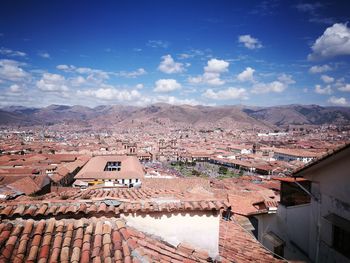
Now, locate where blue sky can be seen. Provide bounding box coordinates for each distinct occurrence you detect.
[0,0,350,107]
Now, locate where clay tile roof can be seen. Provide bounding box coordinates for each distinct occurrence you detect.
[220,219,283,262]
[0,198,228,220]
[0,218,214,262]
[75,155,145,180]
[8,177,40,195]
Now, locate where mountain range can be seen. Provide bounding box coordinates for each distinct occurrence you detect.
[1,104,350,129]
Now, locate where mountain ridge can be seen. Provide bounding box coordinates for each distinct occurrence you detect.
[1,103,350,128]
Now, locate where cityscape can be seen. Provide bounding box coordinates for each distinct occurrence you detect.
[0,1,350,262]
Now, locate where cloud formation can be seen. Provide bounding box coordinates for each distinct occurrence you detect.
[77,87,141,101]
[154,79,181,92]
[158,55,185,74]
[315,84,332,95]
[0,59,30,82]
[338,84,350,92]
[238,35,262,49]
[237,67,255,82]
[252,74,295,94]
[321,75,334,83]
[203,87,247,100]
[38,51,51,59]
[147,40,169,48]
[188,58,229,86]
[0,47,26,57]
[308,23,350,60]
[36,73,68,92]
[328,96,347,105]
[309,64,332,74]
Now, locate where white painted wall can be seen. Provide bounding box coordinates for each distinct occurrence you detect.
[122,211,220,257]
[256,204,311,262]
[305,154,350,263]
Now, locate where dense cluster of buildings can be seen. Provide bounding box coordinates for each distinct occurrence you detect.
[0,124,349,262]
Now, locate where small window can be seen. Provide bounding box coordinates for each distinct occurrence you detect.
[274,244,284,258]
[280,181,311,207]
[333,225,350,258]
[104,161,121,171]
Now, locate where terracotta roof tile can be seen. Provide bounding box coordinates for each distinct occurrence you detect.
[219,219,282,262]
[0,218,218,262]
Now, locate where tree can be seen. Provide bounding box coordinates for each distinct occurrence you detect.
[219,166,228,174]
[192,170,201,177]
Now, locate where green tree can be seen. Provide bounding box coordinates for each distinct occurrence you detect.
[219,166,228,174]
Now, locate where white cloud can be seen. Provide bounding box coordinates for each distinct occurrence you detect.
[117,68,147,78]
[252,81,287,94]
[278,74,295,85]
[38,51,50,59]
[295,3,322,13]
[70,76,87,86]
[251,74,294,94]
[154,95,200,106]
[328,96,347,106]
[315,84,332,94]
[0,47,26,57]
[8,84,22,93]
[238,35,263,49]
[135,83,144,89]
[154,79,181,93]
[56,64,71,71]
[203,87,248,100]
[178,53,191,59]
[188,72,225,86]
[237,67,255,82]
[158,55,185,74]
[36,73,68,92]
[309,64,332,73]
[57,64,145,79]
[204,58,229,73]
[188,58,229,86]
[146,40,169,48]
[320,75,334,83]
[308,23,350,60]
[77,88,141,101]
[56,64,109,81]
[338,84,350,92]
[0,59,30,82]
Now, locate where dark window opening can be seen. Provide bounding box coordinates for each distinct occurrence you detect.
[280,181,311,207]
[104,161,121,171]
[249,217,259,239]
[274,244,284,258]
[333,225,350,258]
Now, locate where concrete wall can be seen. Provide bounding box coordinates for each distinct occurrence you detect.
[300,147,350,262]
[257,204,311,262]
[122,211,220,257]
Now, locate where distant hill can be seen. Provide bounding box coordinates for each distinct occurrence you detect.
[1,103,350,129]
[242,104,350,126]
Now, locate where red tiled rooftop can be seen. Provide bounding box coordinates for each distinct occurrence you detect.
[0,199,228,219]
[219,219,283,262]
[0,218,212,262]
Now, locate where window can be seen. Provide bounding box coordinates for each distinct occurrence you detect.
[274,244,284,258]
[280,181,311,207]
[104,161,121,171]
[333,225,350,258]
